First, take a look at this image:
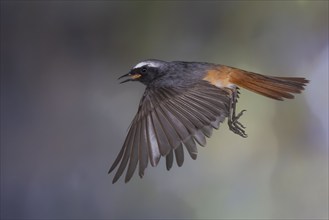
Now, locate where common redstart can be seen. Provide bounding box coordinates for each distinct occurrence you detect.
[109,59,309,183]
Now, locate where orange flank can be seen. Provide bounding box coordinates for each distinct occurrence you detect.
[203,66,233,88]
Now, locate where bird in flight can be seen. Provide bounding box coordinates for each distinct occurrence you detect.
[109,59,309,183]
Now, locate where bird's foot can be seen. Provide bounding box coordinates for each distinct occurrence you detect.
[228,109,248,138]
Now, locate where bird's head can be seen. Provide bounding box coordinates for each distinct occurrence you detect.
[118,59,167,85]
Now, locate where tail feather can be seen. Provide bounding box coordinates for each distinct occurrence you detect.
[273,77,309,84]
[229,69,309,101]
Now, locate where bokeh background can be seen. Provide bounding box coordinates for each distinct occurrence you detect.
[1,1,328,219]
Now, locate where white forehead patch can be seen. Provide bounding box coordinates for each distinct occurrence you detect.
[133,61,161,69]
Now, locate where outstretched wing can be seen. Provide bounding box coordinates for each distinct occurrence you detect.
[109,81,230,183]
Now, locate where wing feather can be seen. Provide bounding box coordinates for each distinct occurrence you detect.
[138,117,149,178]
[174,94,213,125]
[174,144,184,167]
[158,103,198,160]
[109,81,230,183]
[153,106,181,151]
[166,150,174,170]
[183,137,198,159]
[112,122,137,183]
[146,113,161,167]
[124,119,141,182]
[149,108,172,156]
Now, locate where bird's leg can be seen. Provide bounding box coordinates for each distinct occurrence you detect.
[227,88,248,138]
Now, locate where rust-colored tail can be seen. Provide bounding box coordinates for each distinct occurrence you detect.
[229,69,309,100]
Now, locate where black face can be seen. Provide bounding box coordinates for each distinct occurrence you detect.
[129,65,160,85]
[119,60,167,85]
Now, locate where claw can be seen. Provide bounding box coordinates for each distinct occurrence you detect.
[235,110,246,119]
[227,88,248,138]
[235,121,246,129]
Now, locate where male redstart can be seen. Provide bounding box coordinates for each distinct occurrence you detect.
[109,59,309,183]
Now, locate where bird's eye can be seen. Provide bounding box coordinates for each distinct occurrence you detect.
[141,66,147,73]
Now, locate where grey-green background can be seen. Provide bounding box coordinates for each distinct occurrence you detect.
[1,1,328,219]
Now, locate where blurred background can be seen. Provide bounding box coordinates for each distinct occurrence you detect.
[1,1,328,219]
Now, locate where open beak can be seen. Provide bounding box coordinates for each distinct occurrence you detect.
[118,73,142,84]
